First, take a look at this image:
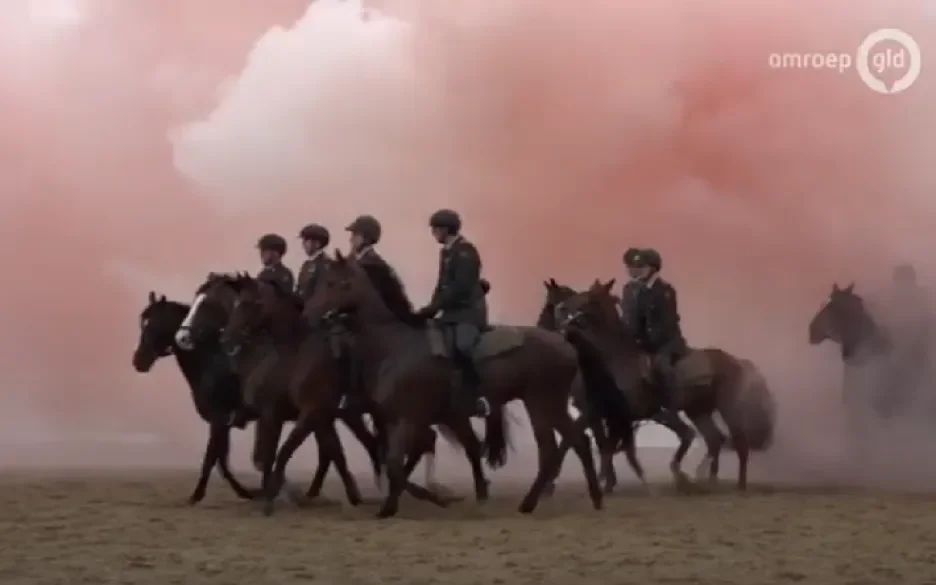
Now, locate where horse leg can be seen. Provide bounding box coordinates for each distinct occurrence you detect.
[262,412,315,516]
[316,418,364,506]
[517,402,562,514]
[689,412,725,484]
[188,420,222,504]
[376,420,412,519]
[717,406,751,491]
[420,428,438,492]
[339,411,383,489]
[394,429,450,506]
[551,407,603,511]
[652,409,695,486]
[444,417,490,503]
[211,420,257,501]
[255,415,285,515]
[305,445,332,499]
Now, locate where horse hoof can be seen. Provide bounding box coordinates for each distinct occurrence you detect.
[518,500,536,514]
[375,508,396,519]
[262,501,275,516]
[187,492,205,506]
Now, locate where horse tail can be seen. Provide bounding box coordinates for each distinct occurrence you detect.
[483,405,510,469]
[724,358,777,452]
[564,329,635,448]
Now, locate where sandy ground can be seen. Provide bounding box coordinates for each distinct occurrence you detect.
[3,445,936,585]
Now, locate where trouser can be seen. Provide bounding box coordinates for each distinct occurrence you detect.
[442,322,482,407]
[652,344,687,408]
[328,328,358,409]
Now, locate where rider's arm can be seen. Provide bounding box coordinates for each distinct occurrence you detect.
[648,286,679,349]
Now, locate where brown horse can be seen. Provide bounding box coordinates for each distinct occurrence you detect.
[175,273,382,503]
[303,251,603,517]
[538,279,697,492]
[555,279,776,490]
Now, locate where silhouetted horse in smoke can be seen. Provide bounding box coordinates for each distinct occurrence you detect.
[174,272,382,501]
[808,282,911,424]
[538,278,697,493]
[132,291,256,504]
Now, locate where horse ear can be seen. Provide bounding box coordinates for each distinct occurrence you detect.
[844,283,854,294]
[148,291,157,304]
[159,294,166,303]
[548,277,557,287]
[602,279,616,294]
[335,249,346,264]
[832,283,840,293]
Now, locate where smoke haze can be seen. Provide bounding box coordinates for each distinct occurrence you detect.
[2,0,934,484]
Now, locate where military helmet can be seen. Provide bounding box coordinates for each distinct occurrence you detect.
[894,263,916,283]
[257,233,287,255]
[640,248,662,271]
[299,223,330,246]
[429,208,462,233]
[345,215,381,244]
[623,247,642,266]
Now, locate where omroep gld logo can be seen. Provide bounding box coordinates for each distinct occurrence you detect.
[767,28,922,95]
[855,28,922,94]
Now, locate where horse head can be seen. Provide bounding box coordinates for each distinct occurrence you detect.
[537,278,577,330]
[809,282,889,359]
[303,250,373,326]
[133,291,189,372]
[175,272,247,351]
[555,278,619,335]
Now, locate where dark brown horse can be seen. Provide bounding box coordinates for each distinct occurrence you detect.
[303,252,603,517]
[132,292,256,504]
[538,279,697,492]
[556,279,776,490]
[174,273,381,503]
[219,273,369,514]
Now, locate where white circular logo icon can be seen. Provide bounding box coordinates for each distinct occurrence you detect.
[855,28,922,94]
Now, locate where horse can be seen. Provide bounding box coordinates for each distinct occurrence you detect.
[808,282,900,451]
[538,279,697,492]
[555,279,777,490]
[131,291,256,504]
[303,251,603,517]
[173,272,382,501]
[219,273,372,514]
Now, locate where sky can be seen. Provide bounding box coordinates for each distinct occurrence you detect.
[0,0,933,482]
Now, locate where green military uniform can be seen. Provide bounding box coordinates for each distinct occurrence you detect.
[255,233,294,293]
[418,209,490,417]
[619,247,645,333]
[296,223,331,301]
[633,248,686,409]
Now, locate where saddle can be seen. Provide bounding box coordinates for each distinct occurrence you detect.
[638,348,714,387]
[426,323,524,361]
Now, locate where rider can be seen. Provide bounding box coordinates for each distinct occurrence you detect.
[256,233,294,293]
[633,248,687,409]
[619,247,646,333]
[415,209,490,418]
[890,263,932,358]
[296,223,331,301]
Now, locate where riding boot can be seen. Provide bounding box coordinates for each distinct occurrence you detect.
[337,354,358,411]
[453,353,489,417]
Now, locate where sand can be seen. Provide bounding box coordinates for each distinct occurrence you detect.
[3,445,936,585]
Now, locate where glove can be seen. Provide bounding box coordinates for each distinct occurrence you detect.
[415,306,438,319]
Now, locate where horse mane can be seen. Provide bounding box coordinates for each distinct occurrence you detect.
[196,271,249,295]
[356,261,425,328]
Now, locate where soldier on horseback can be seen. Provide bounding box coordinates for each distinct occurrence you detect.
[619,247,645,333]
[296,223,331,301]
[633,248,687,409]
[416,209,491,418]
[256,233,294,293]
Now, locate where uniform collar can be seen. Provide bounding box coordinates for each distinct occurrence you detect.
[443,234,463,250]
[355,245,374,261]
[307,249,325,262]
[644,273,660,288]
